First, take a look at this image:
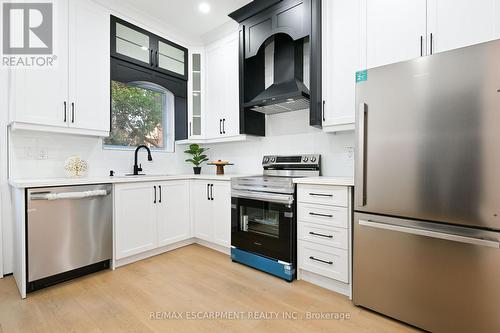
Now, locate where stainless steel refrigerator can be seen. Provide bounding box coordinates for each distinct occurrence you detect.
[353,39,500,333]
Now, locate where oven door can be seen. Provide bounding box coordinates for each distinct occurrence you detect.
[231,192,295,263]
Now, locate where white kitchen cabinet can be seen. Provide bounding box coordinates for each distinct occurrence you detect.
[157,181,191,247]
[9,0,109,137]
[321,0,360,132]
[427,0,500,54]
[296,183,353,297]
[9,0,69,128]
[204,32,240,139]
[114,183,157,260]
[68,0,110,133]
[115,181,191,261]
[188,50,204,139]
[191,180,231,247]
[363,0,427,69]
[191,181,214,240]
[212,182,232,247]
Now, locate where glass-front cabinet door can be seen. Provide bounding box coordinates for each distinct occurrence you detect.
[189,52,203,137]
[111,16,188,81]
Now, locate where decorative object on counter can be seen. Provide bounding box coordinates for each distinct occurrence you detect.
[64,156,88,178]
[184,144,209,175]
[207,160,234,175]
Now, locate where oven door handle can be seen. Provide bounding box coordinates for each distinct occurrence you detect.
[231,190,294,205]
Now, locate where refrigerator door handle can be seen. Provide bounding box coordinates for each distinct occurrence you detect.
[359,219,500,249]
[356,103,367,207]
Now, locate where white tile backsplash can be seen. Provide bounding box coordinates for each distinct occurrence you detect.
[10,109,355,179]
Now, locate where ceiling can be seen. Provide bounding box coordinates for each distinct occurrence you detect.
[113,0,253,43]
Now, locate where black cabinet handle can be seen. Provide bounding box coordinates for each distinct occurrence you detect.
[155,51,159,67]
[309,193,333,197]
[322,100,325,122]
[219,119,222,134]
[189,122,192,137]
[430,33,434,55]
[309,231,333,238]
[149,49,153,66]
[309,212,333,218]
[63,101,67,122]
[207,184,210,200]
[222,119,226,134]
[210,184,214,200]
[420,36,423,57]
[154,186,157,204]
[71,102,75,123]
[158,185,162,203]
[309,256,333,265]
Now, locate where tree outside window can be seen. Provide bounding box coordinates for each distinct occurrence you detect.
[104,81,174,151]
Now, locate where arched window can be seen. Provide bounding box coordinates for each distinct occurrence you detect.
[104,80,174,152]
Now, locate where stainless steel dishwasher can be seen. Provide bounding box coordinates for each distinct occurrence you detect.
[27,184,112,292]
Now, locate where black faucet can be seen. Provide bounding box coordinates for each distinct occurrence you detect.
[133,145,153,175]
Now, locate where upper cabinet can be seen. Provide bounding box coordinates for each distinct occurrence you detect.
[9,0,110,137]
[111,16,188,81]
[321,0,361,132]
[205,33,240,139]
[363,0,427,69]
[427,0,500,54]
[362,0,500,69]
[242,0,311,58]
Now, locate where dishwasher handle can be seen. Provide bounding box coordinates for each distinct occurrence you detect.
[30,190,109,201]
[359,219,500,249]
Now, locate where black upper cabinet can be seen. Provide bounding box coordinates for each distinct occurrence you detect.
[242,0,311,58]
[111,16,188,81]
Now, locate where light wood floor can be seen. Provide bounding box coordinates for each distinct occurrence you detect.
[0,244,420,333]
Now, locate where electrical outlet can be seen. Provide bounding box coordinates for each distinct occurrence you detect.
[345,147,354,160]
[37,148,48,160]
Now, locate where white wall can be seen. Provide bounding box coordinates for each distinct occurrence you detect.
[1,67,8,276]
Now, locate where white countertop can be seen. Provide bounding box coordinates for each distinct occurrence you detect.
[9,174,253,188]
[293,176,354,186]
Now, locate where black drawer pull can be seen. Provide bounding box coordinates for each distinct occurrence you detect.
[309,231,333,238]
[309,212,333,218]
[309,193,333,197]
[309,256,333,265]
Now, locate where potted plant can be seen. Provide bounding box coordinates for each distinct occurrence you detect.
[184,144,209,175]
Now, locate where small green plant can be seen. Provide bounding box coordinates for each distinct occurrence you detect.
[184,144,209,167]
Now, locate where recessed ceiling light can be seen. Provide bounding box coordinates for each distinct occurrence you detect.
[198,2,210,14]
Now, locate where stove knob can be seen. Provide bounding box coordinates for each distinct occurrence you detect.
[310,157,317,163]
[263,157,269,163]
[303,156,309,162]
[270,157,276,163]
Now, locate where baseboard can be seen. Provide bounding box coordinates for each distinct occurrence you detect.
[194,238,230,255]
[113,238,196,268]
[113,238,230,269]
[298,269,352,299]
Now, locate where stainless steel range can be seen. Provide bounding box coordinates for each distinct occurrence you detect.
[230,154,320,281]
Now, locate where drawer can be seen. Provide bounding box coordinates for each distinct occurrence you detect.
[298,203,348,228]
[298,240,348,283]
[298,184,348,207]
[298,223,348,249]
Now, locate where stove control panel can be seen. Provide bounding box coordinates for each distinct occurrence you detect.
[262,154,321,167]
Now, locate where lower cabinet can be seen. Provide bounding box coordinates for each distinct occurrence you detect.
[191,180,231,247]
[297,184,353,296]
[114,180,190,260]
[157,181,191,247]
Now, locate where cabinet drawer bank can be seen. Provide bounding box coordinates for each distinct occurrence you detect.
[293,177,354,298]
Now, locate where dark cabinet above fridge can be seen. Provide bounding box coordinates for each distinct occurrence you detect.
[229,0,323,135]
